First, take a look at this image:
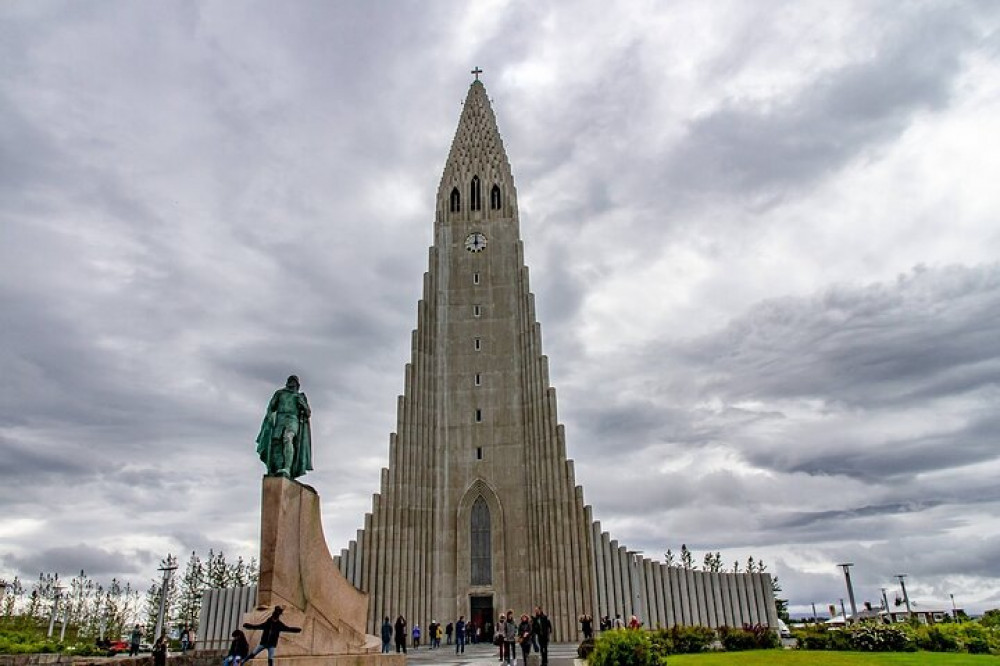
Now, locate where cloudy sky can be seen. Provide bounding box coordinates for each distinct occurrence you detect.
[2,1,999,618]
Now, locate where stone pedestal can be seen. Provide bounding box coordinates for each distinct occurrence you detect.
[244,477,403,666]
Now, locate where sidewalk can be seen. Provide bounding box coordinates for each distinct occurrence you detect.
[397,642,580,666]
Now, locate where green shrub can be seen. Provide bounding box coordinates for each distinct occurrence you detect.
[651,625,715,654]
[792,626,851,651]
[717,624,779,651]
[588,629,667,666]
[966,637,990,654]
[913,624,959,652]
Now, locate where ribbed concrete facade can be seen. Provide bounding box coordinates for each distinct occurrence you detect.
[334,80,777,639]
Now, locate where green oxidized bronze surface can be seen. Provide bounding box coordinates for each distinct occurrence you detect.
[255,375,313,478]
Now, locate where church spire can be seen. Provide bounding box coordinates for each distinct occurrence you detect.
[437,79,516,224]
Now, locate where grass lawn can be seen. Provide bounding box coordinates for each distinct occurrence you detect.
[667,651,1000,665]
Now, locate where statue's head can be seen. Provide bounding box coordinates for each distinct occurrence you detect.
[286,375,300,390]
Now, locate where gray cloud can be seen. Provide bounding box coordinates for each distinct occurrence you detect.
[2,0,1000,616]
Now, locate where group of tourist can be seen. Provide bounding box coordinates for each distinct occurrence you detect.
[597,613,643,630]
[378,607,552,666]
[219,606,301,666]
[492,607,553,666]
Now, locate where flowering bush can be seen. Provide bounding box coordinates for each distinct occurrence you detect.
[846,623,912,652]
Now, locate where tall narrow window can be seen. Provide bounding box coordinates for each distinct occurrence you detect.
[470,497,491,584]
[474,338,481,351]
[475,373,482,386]
[475,408,482,422]
[490,184,501,210]
[473,304,481,317]
[470,176,482,211]
[473,272,480,285]
[476,447,483,460]
[450,187,461,212]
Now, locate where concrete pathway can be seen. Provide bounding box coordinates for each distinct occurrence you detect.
[393,642,581,666]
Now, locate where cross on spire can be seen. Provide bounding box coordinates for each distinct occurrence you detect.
[471,66,483,81]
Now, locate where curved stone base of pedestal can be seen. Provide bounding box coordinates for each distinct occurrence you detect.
[245,477,398,665]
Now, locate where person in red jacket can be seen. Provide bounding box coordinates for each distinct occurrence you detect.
[244,607,301,666]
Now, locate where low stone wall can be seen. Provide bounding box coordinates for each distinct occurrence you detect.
[0,651,226,666]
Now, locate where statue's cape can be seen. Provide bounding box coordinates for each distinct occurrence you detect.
[255,390,313,479]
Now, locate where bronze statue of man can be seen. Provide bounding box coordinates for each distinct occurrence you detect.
[255,375,313,478]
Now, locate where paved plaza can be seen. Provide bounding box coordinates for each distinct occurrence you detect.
[397,642,581,666]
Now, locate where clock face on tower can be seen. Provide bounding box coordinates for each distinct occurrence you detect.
[465,232,487,253]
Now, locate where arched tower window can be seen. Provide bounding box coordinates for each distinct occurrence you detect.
[470,496,491,584]
[450,187,461,212]
[490,184,501,210]
[470,176,482,212]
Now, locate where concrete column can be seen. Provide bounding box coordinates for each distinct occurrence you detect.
[711,572,725,628]
[653,562,667,629]
[591,518,606,619]
[719,574,734,627]
[667,567,682,626]
[601,532,614,620]
[735,574,750,626]
[642,559,656,627]
[750,573,765,626]
[761,573,779,628]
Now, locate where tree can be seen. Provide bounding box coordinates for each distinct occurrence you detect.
[205,550,230,588]
[663,550,675,567]
[2,576,23,616]
[28,573,58,620]
[771,575,789,622]
[703,552,723,572]
[175,551,205,628]
[103,578,141,639]
[680,544,696,570]
[230,556,250,587]
[66,569,98,638]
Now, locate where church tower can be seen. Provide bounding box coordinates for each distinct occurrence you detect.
[335,77,778,639]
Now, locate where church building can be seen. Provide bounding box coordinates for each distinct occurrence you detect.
[334,76,778,640]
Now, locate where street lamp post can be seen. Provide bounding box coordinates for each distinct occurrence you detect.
[837,563,858,623]
[880,587,890,619]
[47,586,65,638]
[154,563,178,641]
[896,574,912,618]
[950,593,958,621]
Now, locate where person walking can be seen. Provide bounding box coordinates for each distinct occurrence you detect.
[494,615,505,663]
[180,626,190,654]
[128,625,142,657]
[532,607,552,666]
[580,614,593,639]
[152,636,168,666]
[454,616,466,654]
[380,617,392,654]
[503,610,517,665]
[394,616,407,654]
[411,623,421,649]
[517,614,533,666]
[243,606,302,666]
[222,629,249,666]
[446,622,453,646]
